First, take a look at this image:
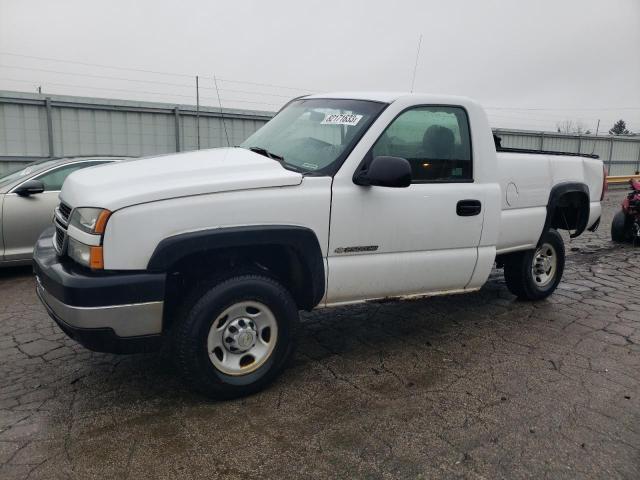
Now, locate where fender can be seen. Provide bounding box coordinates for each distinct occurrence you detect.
[540,182,590,244]
[147,225,325,309]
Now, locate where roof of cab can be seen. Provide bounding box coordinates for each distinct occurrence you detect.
[302,92,476,106]
[303,92,408,103]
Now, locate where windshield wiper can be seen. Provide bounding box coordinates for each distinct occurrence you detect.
[248,146,284,162]
[246,146,308,174]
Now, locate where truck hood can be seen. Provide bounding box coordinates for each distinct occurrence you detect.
[60,148,303,211]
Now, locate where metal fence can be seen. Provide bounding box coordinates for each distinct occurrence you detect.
[0,90,272,176]
[1,90,639,177]
[493,128,640,176]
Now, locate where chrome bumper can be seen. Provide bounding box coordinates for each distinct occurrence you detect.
[36,276,163,338]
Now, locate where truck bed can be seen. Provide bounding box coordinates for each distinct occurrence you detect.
[495,151,604,254]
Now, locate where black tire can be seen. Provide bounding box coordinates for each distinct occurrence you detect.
[611,210,629,243]
[175,274,299,400]
[504,229,565,301]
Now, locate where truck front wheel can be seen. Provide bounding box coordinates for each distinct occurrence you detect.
[503,229,565,301]
[175,274,299,399]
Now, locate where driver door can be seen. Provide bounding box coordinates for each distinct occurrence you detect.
[326,105,485,304]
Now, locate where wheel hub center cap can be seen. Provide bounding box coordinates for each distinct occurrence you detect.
[237,331,254,349]
[535,255,551,274]
[223,317,258,353]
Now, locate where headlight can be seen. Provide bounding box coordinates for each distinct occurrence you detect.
[67,236,91,266]
[69,208,111,234]
[67,207,108,269]
[67,237,104,270]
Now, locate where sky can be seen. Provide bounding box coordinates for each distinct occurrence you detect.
[0,0,639,133]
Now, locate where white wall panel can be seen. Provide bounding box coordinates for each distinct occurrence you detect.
[0,103,48,156]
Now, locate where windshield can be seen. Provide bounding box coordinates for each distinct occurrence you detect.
[0,159,60,188]
[240,98,386,174]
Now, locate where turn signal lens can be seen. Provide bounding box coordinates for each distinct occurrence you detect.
[94,210,111,234]
[89,246,104,270]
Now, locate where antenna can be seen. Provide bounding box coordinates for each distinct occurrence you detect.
[410,34,422,93]
[195,75,201,150]
[214,75,230,147]
[591,119,600,155]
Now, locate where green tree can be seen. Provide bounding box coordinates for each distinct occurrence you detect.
[609,119,630,135]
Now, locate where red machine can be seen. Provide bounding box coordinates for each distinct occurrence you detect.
[611,178,640,243]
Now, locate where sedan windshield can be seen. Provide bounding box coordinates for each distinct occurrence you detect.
[241,98,386,174]
[0,159,59,188]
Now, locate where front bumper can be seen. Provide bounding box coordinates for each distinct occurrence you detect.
[33,228,166,354]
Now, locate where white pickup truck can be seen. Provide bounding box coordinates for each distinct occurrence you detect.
[34,92,605,398]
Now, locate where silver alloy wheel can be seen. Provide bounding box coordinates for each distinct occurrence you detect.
[207,301,278,376]
[531,242,557,288]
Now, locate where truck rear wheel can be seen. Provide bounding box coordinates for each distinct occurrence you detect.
[611,210,629,242]
[175,274,299,399]
[504,229,565,301]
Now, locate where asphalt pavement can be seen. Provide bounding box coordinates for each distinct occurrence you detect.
[0,190,638,479]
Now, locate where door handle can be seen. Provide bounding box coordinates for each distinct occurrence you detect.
[456,199,482,216]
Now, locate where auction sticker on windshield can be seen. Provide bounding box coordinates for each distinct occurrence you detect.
[321,113,363,126]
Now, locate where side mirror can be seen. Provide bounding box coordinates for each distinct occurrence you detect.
[14,179,45,196]
[354,156,412,188]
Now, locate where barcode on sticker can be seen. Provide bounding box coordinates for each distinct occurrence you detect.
[321,113,363,126]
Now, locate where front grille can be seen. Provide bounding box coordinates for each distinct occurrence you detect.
[53,202,71,255]
[54,225,65,253]
[58,202,72,223]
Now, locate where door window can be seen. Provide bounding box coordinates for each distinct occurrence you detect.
[34,162,108,191]
[371,106,472,182]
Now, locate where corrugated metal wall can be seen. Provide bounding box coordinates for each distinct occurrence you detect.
[494,129,640,176]
[50,108,176,157]
[0,91,272,175]
[0,101,50,157]
[1,90,639,176]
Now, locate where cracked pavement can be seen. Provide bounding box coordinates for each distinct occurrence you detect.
[1,190,639,479]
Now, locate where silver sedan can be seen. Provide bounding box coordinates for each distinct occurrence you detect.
[0,157,126,266]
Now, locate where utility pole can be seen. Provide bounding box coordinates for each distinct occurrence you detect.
[195,75,201,150]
